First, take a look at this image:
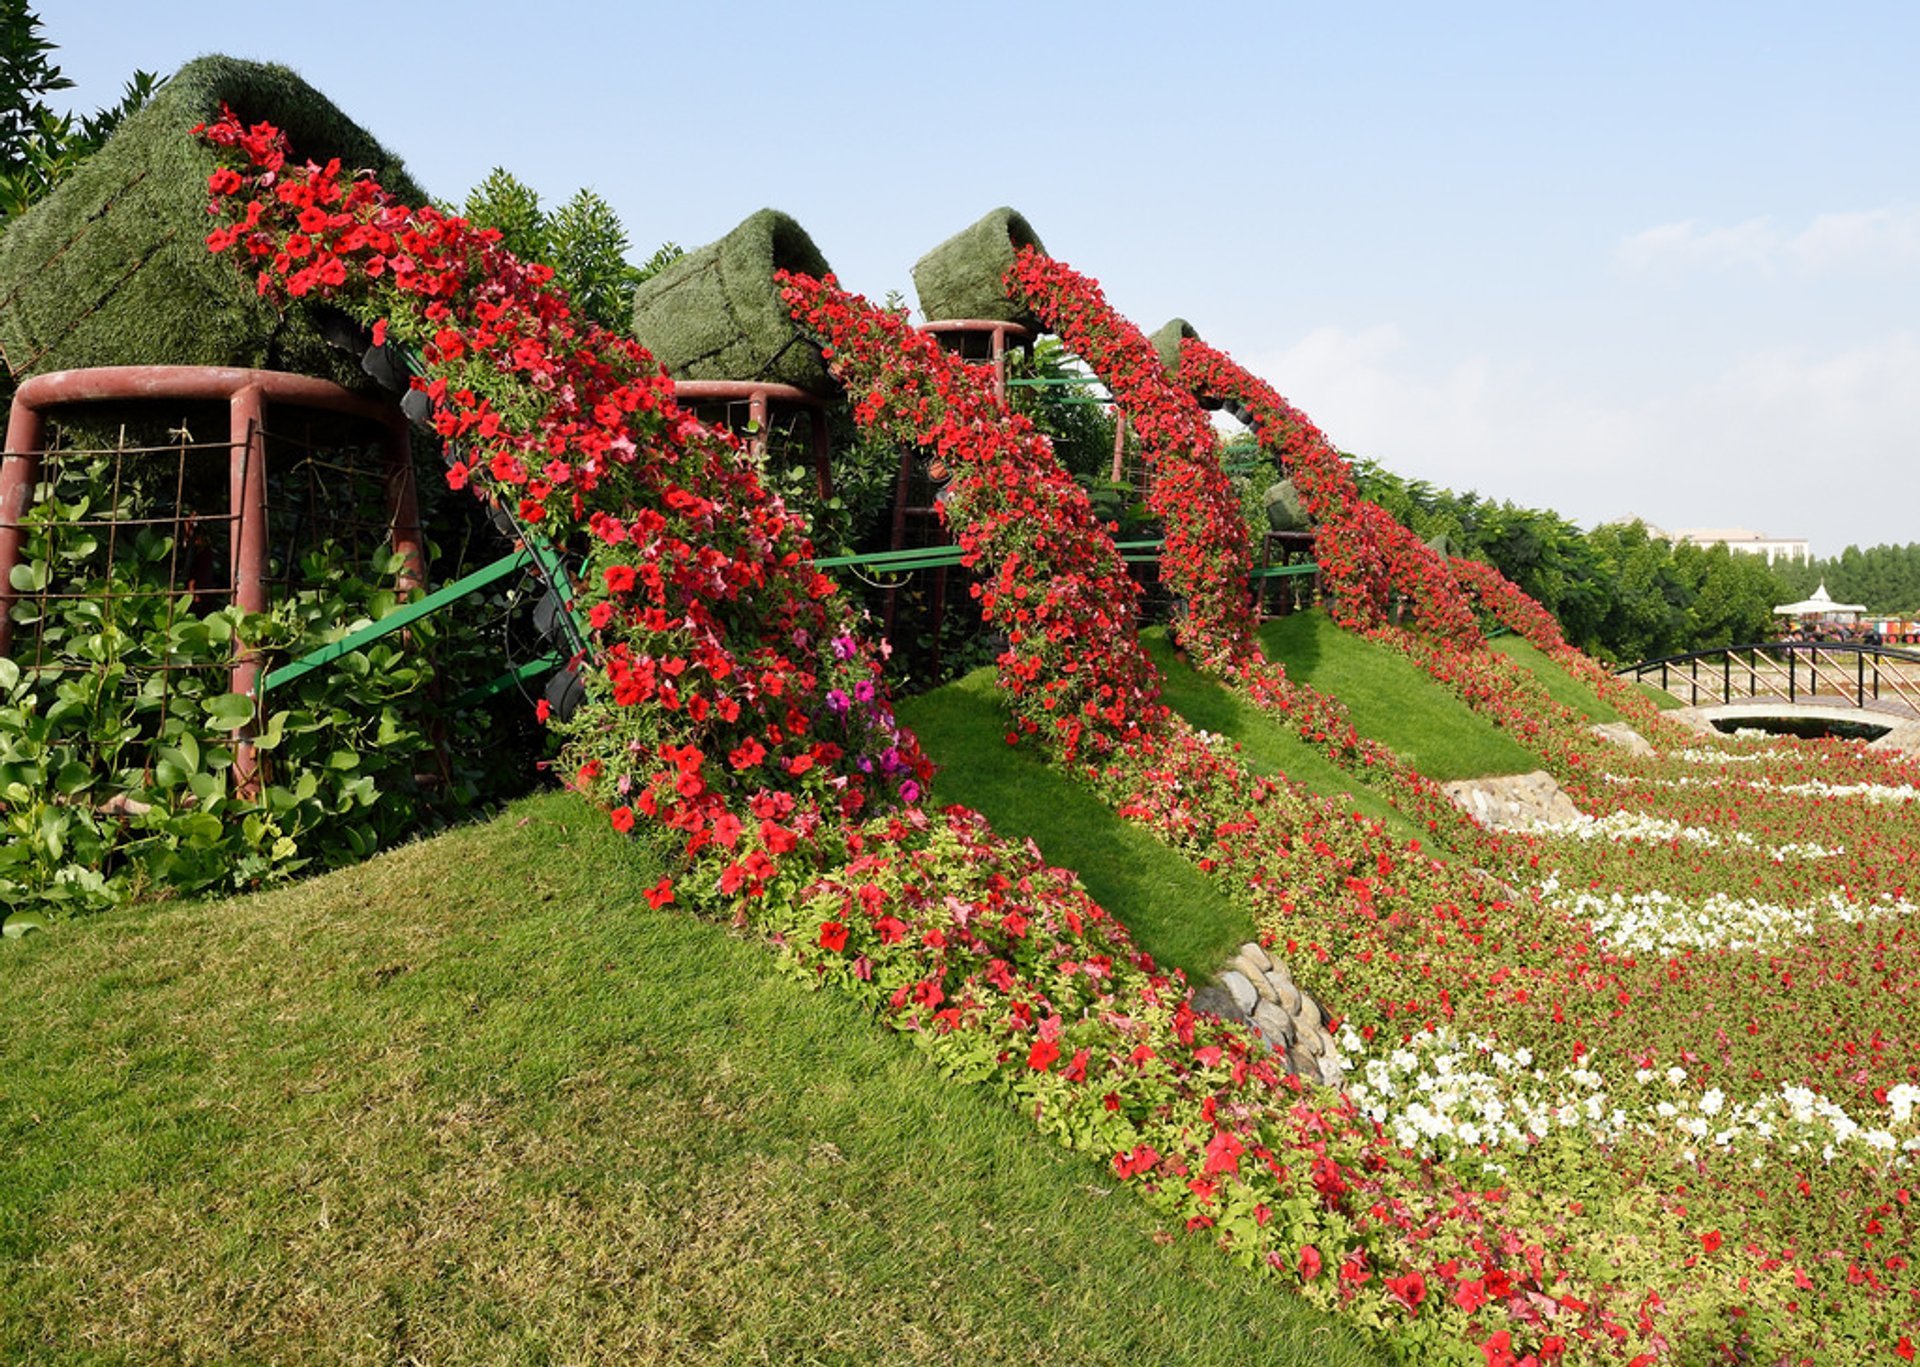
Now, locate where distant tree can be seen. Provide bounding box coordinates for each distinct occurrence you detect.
[460,168,669,331]
[0,1,162,221]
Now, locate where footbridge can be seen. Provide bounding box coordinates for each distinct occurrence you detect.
[1616,642,1920,741]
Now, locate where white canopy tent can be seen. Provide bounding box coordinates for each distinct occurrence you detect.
[1772,582,1866,621]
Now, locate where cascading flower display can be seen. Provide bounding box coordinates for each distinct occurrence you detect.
[193,108,928,897]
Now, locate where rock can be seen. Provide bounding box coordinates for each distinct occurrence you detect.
[1219,970,1258,1015]
[1237,940,1274,972]
[1251,1001,1294,1050]
[1589,722,1655,757]
[1230,952,1274,991]
[1286,1041,1320,1079]
[1190,984,1238,1021]
[1442,770,1582,832]
[1295,993,1323,1035]
[1316,1053,1345,1088]
[1273,974,1303,1015]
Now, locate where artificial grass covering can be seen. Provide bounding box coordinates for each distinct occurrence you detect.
[628,207,838,397]
[1149,317,1202,374]
[1256,611,1539,781]
[0,55,423,392]
[898,669,1253,983]
[0,790,1380,1367]
[911,206,1047,327]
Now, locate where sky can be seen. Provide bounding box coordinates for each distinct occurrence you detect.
[39,1,1920,559]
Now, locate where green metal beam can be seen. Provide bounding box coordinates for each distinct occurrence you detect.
[449,653,564,710]
[260,548,533,694]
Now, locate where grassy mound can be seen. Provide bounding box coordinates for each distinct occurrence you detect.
[1137,629,1427,845]
[0,54,423,390]
[911,207,1046,327]
[627,208,837,397]
[897,669,1253,981]
[0,790,1377,1366]
[1257,612,1539,779]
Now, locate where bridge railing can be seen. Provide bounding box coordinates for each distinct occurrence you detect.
[1616,641,1920,711]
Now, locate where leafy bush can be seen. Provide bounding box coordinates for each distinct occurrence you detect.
[0,441,535,917]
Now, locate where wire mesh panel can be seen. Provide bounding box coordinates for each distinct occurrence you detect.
[1,414,245,787]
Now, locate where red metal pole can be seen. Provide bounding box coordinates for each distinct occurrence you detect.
[230,385,268,797]
[748,388,769,463]
[382,415,426,595]
[810,404,832,503]
[0,395,46,659]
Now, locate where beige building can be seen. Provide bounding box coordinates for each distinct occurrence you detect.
[1669,527,1811,565]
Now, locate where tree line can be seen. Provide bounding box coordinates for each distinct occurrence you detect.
[1346,459,1920,664]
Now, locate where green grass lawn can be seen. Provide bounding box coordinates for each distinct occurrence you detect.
[1137,630,1426,845]
[1487,634,1623,722]
[898,670,1254,982]
[1488,634,1682,715]
[0,791,1379,1366]
[1256,612,1539,779]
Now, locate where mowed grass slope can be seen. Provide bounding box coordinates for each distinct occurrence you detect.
[897,669,1254,982]
[0,791,1380,1367]
[1257,612,1539,779]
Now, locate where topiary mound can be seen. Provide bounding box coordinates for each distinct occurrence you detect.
[0,54,424,391]
[1148,317,1201,375]
[627,208,836,398]
[911,207,1046,327]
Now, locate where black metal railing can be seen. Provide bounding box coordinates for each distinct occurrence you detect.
[1616,641,1920,710]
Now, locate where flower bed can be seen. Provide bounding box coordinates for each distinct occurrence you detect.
[190,113,1920,1361]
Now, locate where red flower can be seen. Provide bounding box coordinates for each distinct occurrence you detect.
[818,920,848,952]
[608,806,634,834]
[1027,1038,1060,1071]
[1700,1229,1722,1253]
[1298,1245,1323,1280]
[644,877,674,908]
[603,564,636,594]
[1384,1270,1426,1313]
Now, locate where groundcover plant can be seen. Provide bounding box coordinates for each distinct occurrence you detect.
[188,109,1920,1362]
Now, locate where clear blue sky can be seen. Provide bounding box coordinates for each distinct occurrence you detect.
[44,1,1920,557]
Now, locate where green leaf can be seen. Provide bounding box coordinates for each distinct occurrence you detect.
[202,693,255,731]
[0,658,18,693]
[3,911,48,939]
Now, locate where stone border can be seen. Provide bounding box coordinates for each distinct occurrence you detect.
[1191,941,1344,1086]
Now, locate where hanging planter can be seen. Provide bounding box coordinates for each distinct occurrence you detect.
[911,207,1047,328]
[1263,478,1310,532]
[628,208,838,398]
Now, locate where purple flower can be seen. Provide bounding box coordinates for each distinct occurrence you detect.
[854,679,876,703]
[899,780,921,804]
[825,688,851,715]
[830,634,858,662]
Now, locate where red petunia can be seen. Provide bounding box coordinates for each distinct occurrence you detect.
[603,564,637,594]
[818,921,848,952]
[1027,1038,1060,1071]
[1297,1245,1322,1281]
[608,806,635,834]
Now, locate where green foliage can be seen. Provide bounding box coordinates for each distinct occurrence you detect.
[460,167,656,331]
[1351,459,1793,662]
[1007,337,1121,482]
[0,1,159,222]
[0,449,531,917]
